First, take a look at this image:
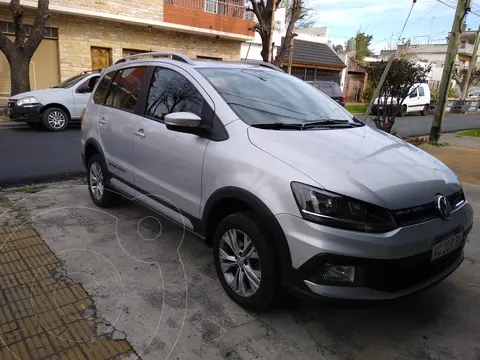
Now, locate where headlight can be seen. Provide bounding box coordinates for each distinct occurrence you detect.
[17,96,39,106]
[291,182,398,233]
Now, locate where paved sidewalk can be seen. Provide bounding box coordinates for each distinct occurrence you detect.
[421,133,480,185]
[0,205,137,359]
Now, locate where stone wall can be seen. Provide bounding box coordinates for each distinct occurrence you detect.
[51,0,164,22]
[0,7,241,82]
[55,14,241,79]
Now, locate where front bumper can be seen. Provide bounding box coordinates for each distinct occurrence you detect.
[277,201,474,300]
[7,100,43,122]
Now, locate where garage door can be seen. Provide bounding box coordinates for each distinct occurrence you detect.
[0,35,60,96]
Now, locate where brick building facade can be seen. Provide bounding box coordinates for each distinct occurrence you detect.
[0,0,254,95]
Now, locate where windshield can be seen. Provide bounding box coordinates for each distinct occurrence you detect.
[52,73,90,89]
[197,67,353,125]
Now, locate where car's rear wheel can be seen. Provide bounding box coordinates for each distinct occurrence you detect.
[87,154,122,208]
[421,104,429,116]
[213,212,282,310]
[41,107,69,132]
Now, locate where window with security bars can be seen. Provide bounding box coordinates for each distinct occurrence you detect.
[0,21,58,39]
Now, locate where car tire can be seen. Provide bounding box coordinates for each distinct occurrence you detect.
[41,107,69,132]
[87,154,122,208]
[398,105,407,117]
[213,211,282,311]
[421,104,428,116]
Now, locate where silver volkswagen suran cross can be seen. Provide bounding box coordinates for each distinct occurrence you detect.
[81,52,474,310]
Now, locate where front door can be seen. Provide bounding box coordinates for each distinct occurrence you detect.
[132,65,211,222]
[97,67,147,183]
[91,47,111,71]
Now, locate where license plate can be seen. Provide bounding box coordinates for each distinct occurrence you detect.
[431,227,464,261]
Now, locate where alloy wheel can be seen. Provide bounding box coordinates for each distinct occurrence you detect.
[89,162,104,200]
[47,110,66,129]
[219,229,261,297]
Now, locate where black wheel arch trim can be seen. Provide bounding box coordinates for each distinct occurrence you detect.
[202,186,294,282]
[83,138,106,170]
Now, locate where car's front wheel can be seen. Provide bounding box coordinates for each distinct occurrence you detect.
[87,154,122,208]
[213,212,282,310]
[421,104,429,116]
[41,107,69,131]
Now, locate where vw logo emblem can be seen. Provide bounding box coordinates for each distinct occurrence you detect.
[436,195,452,220]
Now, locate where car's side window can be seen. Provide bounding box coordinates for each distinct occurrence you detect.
[146,67,204,121]
[419,87,425,97]
[77,76,99,94]
[111,67,146,112]
[93,72,114,104]
[105,70,123,106]
[409,88,418,98]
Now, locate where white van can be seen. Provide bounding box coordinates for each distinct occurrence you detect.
[372,83,431,117]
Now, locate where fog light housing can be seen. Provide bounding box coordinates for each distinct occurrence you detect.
[323,264,355,283]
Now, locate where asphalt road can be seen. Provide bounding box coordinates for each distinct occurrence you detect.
[0,112,478,186]
[0,124,84,187]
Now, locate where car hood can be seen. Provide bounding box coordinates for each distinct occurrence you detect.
[10,88,66,100]
[247,125,461,209]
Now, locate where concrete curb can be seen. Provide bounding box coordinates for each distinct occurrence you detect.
[0,172,86,189]
[0,122,27,129]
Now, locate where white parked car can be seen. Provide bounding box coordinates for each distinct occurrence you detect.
[371,83,431,117]
[7,70,101,131]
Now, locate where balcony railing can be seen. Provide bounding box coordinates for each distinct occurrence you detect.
[166,0,254,20]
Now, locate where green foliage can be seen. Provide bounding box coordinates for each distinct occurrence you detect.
[456,129,480,137]
[431,86,457,100]
[366,58,432,133]
[355,31,373,62]
[345,103,368,114]
[362,86,375,102]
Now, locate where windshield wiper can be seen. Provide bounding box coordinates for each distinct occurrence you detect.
[302,120,363,129]
[250,122,304,130]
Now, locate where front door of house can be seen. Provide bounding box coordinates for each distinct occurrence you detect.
[91,47,111,71]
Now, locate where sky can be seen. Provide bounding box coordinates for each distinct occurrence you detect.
[310,0,480,54]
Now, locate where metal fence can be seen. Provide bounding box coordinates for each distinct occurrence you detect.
[167,0,250,19]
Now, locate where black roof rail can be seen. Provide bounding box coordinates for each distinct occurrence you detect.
[229,59,285,72]
[80,69,103,74]
[114,52,195,65]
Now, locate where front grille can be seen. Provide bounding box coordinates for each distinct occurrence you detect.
[393,189,465,227]
[363,247,463,292]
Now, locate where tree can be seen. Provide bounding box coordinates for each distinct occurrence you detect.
[366,58,432,133]
[246,0,281,62]
[246,0,311,65]
[0,0,50,96]
[355,31,373,63]
[333,44,344,54]
[452,67,480,96]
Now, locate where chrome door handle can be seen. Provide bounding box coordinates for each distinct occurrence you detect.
[99,117,106,125]
[135,129,146,138]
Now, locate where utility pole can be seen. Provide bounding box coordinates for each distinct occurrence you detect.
[429,0,471,142]
[461,24,480,98]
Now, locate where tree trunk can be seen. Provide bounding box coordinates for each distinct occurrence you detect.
[8,50,31,95]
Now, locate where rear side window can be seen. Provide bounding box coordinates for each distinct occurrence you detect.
[419,86,425,97]
[318,82,333,96]
[330,83,342,96]
[93,72,114,104]
[111,67,146,112]
[146,67,204,121]
[105,71,123,106]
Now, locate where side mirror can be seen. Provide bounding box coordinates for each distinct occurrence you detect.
[164,112,203,135]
